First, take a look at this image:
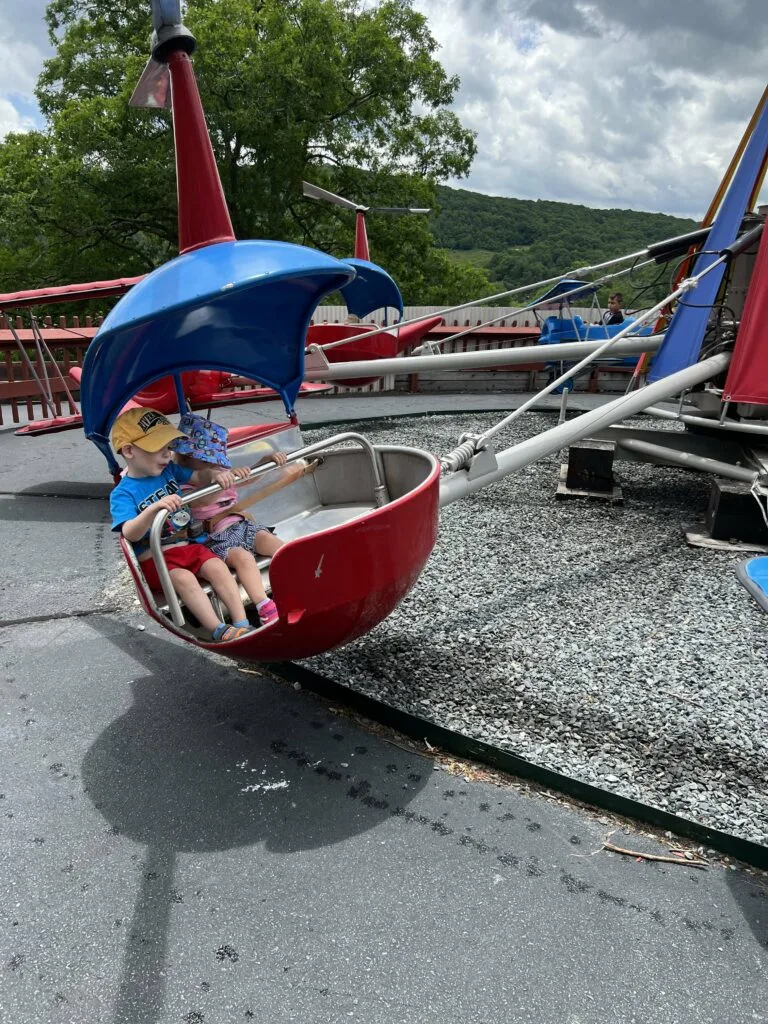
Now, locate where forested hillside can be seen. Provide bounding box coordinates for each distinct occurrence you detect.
[432,185,699,302]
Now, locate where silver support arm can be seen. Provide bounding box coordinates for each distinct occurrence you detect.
[410,255,659,356]
[304,335,663,382]
[311,249,650,352]
[616,436,760,484]
[644,405,768,437]
[438,352,731,507]
[472,260,727,452]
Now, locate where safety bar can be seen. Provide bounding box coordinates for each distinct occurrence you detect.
[148,433,390,628]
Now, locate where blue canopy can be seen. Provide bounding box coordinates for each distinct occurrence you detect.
[339,258,404,319]
[80,239,354,466]
[532,279,600,306]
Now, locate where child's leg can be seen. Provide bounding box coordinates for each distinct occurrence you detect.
[199,557,248,623]
[225,546,268,605]
[169,567,221,632]
[254,530,284,558]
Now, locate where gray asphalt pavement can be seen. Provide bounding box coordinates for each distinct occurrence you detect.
[2,396,767,1023]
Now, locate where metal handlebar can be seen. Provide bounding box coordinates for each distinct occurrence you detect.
[148,433,390,628]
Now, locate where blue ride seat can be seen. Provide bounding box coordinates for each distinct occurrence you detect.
[539,315,586,345]
[737,557,768,613]
[582,317,654,365]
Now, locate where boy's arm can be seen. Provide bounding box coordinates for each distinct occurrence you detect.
[120,494,184,542]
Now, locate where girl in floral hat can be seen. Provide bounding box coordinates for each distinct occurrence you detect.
[171,413,287,626]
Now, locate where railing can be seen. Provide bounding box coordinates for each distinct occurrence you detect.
[312,304,559,327]
[148,433,389,627]
[0,314,101,425]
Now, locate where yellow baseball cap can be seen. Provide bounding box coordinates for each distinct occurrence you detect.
[111,408,187,453]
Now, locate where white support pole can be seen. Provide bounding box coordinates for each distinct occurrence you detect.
[438,352,731,507]
[304,335,663,382]
[644,405,768,437]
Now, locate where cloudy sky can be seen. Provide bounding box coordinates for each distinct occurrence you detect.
[1,0,767,218]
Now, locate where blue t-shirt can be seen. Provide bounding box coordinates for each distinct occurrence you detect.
[110,463,198,555]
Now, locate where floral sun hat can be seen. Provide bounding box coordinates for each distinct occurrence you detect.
[170,412,232,468]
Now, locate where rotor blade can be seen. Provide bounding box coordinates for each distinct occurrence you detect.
[0,275,144,308]
[302,181,366,212]
[129,57,171,109]
[369,206,432,215]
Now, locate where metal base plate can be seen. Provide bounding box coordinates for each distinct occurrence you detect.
[684,528,768,553]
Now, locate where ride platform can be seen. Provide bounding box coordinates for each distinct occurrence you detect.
[1,394,766,1022]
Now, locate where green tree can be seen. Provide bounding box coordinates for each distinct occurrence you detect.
[0,0,477,304]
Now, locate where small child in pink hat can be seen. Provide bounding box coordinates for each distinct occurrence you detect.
[171,413,286,626]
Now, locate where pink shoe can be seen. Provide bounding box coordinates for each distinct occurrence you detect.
[256,599,278,625]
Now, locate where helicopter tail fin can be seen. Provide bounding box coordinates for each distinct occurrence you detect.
[129,58,171,109]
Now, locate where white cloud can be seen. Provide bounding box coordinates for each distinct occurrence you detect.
[415,0,768,216]
[0,0,49,140]
[0,36,45,99]
[0,96,36,139]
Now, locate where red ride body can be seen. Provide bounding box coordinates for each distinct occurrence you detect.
[307,315,444,386]
[122,445,440,662]
[15,371,329,436]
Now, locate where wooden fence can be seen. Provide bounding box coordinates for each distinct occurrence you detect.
[0,315,100,425]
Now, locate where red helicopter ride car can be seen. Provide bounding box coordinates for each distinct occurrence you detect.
[300,181,444,386]
[0,277,333,440]
[1,140,442,437]
[61,0,441,664]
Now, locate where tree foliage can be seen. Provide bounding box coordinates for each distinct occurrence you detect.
[0,0,479,304]
[433,186,699,305]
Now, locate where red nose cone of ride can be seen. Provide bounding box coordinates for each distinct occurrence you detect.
[354,211,370,262]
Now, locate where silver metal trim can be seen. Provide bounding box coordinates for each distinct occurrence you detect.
[616,436,761,484]
[303,336,664,381]
[644,406,768,437]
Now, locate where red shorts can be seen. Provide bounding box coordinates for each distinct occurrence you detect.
[140,543,218,592]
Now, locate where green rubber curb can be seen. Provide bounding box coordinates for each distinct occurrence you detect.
[266,660,768,871]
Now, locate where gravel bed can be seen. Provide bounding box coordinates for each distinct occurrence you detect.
[302,412,768,845]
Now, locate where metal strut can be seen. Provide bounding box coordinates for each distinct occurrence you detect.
[438,351,732,507]
[437,247,736,478]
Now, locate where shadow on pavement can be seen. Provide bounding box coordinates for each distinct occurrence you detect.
[15,480,114,500]
[726,867,768,954]
[82,615,427,1024]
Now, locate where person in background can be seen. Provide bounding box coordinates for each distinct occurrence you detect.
[603,293,625,326]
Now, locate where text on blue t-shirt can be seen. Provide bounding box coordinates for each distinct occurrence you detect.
[110,463,196,554]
